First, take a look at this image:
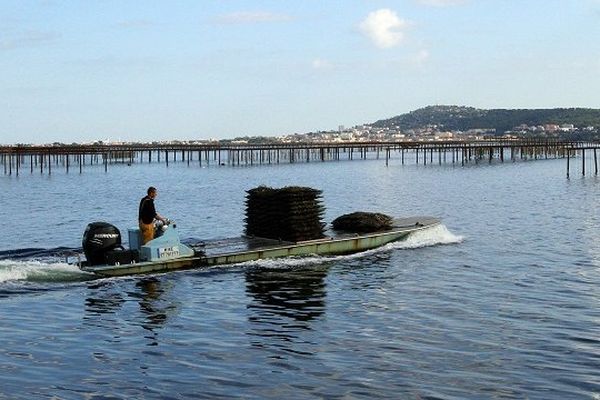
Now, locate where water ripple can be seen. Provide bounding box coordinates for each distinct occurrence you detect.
[2,159,600,398]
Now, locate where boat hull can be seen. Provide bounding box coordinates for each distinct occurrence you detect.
[80,216,440,277]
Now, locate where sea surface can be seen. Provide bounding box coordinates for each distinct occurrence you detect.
[1,155,600,399]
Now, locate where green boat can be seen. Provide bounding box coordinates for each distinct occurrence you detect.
[78,216,440,277]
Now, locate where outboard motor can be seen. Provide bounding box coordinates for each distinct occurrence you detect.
[82,222,122,265]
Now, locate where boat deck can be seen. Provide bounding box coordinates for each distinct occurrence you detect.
[191,236,295,257]
[188,216,439,258]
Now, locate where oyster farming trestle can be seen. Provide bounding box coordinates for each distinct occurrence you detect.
[1,139,599,177]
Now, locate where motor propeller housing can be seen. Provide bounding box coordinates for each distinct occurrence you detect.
[82,222,122,265]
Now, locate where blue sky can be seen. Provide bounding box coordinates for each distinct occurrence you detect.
[1,0,600,144]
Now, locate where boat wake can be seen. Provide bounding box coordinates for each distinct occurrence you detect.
[390,223,463,249]
[229,224,463,270]
[0,260,93,284]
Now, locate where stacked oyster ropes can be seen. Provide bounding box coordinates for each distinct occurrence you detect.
[245,186,395,242]
[245,186,326,242]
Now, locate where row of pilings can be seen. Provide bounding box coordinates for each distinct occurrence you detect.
[1,139,599,177]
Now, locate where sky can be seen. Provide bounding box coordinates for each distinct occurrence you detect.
[1,0,600,144]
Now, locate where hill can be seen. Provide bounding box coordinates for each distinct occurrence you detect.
[372,105,600,134]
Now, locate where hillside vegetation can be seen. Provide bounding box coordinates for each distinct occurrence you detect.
[372,106,600,133]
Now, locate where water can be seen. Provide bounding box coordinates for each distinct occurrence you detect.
[2,157,600,399]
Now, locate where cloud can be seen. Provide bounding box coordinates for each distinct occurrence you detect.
[359,9,410,49]
[216,11,292,24]
[416,0,467,6]
[0,30,59,51]
[312,58,333,70]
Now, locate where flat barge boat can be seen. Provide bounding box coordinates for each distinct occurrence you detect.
[79,216,440,277]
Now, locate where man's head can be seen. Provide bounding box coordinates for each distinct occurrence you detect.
[147,186,157,198]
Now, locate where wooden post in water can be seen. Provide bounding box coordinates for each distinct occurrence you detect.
[582,149,585,176]
[594,149,598,176]
[567,149,570,178]
[386,147,390,167]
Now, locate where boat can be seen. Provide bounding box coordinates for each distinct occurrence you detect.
[77,216,441,277]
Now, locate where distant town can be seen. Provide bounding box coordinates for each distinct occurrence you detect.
[8,105,600,147]
[220,121,598,146]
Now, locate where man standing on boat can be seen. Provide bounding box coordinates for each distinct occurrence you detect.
[139,186,167,244]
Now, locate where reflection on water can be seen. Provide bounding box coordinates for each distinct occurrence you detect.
[245,266,328,322]
[84,277,180,346]
[245,265,328,354]
[135,278,171,331]
[84,281,126,316]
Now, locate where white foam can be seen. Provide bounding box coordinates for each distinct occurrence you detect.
[0,260,90,283]
[229,224,463,269]
[389,223,464,249]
